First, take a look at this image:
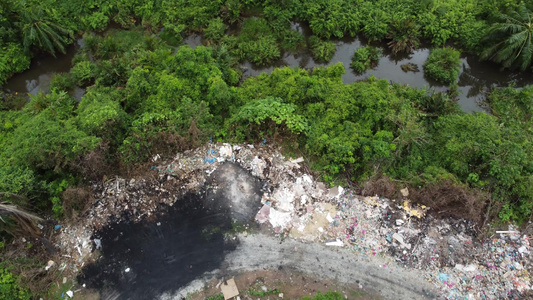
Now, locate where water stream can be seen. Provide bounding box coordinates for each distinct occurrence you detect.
[3,23,532,112]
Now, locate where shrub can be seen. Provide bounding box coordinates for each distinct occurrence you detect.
[350,46,382,73]
[81,11,109,31]
[387,18,420,54]
[71,60,97,87]
[0,268,31,300]
[204,18,227,42]
[49,73,74,92]
[423,48,461,84]
[0,43,31,84]
[229,18,281,65]
[308,36,336,62]
[226,97,308,141]
[279,29,305,51]
[302,291,343,300]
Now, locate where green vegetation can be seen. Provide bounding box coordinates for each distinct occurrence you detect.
[302,291,343,300]
[350,46,382,74]
[0,268,30,300]
[205,293,224,300]
[2,1,533,296]
[309,36,336,62]
[222,18,280,65]
[387,18,420,55]
[424,48,461,84]
[247,285,280,297]
[481,4,533,71]
[0,0,532,83]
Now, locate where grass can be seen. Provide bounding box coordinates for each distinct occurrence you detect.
[247,284,281,297]
[205,292,224,300]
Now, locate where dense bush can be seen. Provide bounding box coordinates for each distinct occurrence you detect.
[204,18,227,42]
[0,268,30,300]
[226,97,308,141]
[423,48,461,84]
[0,43,31,84]
[308,36,336,62]
[350,46,382,74]
[222,18,281,65]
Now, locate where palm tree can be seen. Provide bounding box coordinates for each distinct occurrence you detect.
[18,6,73,57]
[481,4,533,71]
[0,193,42,237]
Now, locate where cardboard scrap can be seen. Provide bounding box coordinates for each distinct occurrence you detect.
[221,278,239,300]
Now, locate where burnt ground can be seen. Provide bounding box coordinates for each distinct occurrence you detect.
[77,163,264,300]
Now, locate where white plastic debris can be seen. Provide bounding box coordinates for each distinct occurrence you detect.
[268,208,292,229]
[66,290,73,298]
[255,204,271,224]
[325,239,344,247]
[455,264,478,273]
[518,246,529,254]
[290,157,304,163]
[94,238,102,250]
[45,260,55,271]
[125,268,131,273]
[392,233,404,244]
[326,213,334,223]
[219,144,233,160]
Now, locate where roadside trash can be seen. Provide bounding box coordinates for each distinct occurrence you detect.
[220,278,239,300]
[438,273,450,282]
[290,157,304,163]
[45,260,55,271]
[93,238,102,250]
[255,204,270,224]
[54,225,62,231]
[325,239,344,247]
[125,268,130,272]
[66,291,73,298]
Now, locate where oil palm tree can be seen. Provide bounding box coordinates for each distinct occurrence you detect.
[0,193,42,237]
[18,5,73,57]
[481,4,533,71]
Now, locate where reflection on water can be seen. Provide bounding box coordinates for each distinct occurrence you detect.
[2,39,83,99]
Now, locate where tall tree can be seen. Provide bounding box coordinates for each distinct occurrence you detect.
[481,4,533,71]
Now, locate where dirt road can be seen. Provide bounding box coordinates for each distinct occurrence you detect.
[166,232,440,300]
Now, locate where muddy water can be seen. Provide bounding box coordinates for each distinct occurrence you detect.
[78,163,264,299]
[239,24,533,112]
[4,24,532,112]
[2,39,85,99]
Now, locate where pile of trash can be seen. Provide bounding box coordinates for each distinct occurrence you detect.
[52,142,531,299]
[243,145,531,299]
